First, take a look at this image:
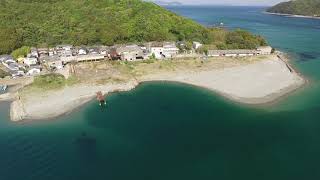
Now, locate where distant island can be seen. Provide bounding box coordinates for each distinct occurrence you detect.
[267,0,320,18]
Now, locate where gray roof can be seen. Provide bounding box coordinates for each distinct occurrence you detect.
[208,49,258,55]
[42,55,61,62]
[0,55,14,62]
[117,45,143,53]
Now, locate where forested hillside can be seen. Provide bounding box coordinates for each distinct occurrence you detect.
[267,0,320,17]
[0,0,267,54]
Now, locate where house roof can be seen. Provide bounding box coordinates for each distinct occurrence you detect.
[150,42,178,49]
[42,55,61,62]
[117,45,142,53]
[257,46,272,51]
[0,55,14,62]
[208,49,258,55]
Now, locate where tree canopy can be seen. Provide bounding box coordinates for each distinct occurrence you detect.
[0,0,267,54]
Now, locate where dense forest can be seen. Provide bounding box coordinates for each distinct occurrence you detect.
[267,0,320,17]
[0,0,267,54]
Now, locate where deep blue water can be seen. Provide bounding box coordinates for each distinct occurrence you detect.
[1,6,320,180]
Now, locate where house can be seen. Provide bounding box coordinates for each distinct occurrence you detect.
[116,45,144,61]
[0,55,14,63]
[11,70,25,78]
[193,42,203,50]
[26,68,41,76]
[149,42,179,59]
[149,42,165,59]
[207,50,258,57]
[75,54,105,63]
[88,47,100,55]
[48,48,56,56]
[56,44,73,51]
[44,56,64,70]
[3,61,19,71]
[23,57,38,66]
[60,53,75,62]
[38,48,49,58]
[56,45,73,56]
[30,48,39,58]
[78,47,88,55]
[162,42,179,58]
[257,46,272,55]
[99,46,110,56]
[17,57,25,64]
[3,58,16,65]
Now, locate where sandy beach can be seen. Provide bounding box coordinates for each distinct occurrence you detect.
[1,55,305,121]
[265,12,320,20]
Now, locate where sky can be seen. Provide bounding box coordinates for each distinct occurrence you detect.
[156,0,288,6]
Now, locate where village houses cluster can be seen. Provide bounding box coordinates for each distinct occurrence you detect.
[0,41,272,78]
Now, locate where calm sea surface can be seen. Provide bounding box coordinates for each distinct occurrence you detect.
[1,6,320,180]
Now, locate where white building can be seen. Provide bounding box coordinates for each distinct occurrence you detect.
[26,68,41,76]
[162,42,179,58]
[193,41,203,50]
[78,47,87,55]
[150,44,164,59]
[149,42,179,59]
[11,70,25,78]
[23,57,38,66]
[30,48,39,58]
[56,45,73,51]
[117,45,144,61]
[257,46,272,55]
[99,46,109,56]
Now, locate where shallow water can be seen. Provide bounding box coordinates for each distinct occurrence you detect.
[1,6,320,180]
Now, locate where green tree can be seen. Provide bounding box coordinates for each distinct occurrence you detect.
[11,46,31,59]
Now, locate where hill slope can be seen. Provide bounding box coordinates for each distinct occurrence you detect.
[267,0,320,17]
[0,0,267,54]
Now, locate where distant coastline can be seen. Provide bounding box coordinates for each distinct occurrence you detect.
[264,11,320,20]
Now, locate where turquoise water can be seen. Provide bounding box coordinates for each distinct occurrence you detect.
[1,6,320,180]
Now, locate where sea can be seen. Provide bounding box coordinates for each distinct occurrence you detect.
[1,6,320,180]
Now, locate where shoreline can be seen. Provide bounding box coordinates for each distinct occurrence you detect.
[1,55,306,122]
[264,11,320,20]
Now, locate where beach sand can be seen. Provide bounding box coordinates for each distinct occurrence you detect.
[265,12,320,20]
[3,55,305,121]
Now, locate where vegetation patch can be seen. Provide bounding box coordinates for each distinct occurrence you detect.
[11,46,30,59]
[0,0,267,54]
[31,74,66,90]
[0,69,10,78]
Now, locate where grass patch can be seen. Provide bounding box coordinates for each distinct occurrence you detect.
[66,75,80,86]
[31,73,66,90]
